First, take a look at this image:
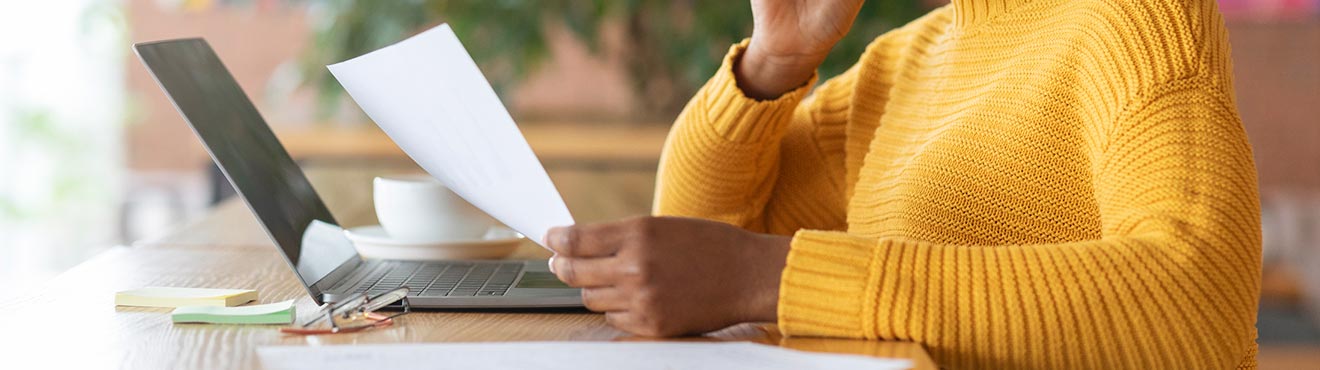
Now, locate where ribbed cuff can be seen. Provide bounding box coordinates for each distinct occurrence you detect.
[777,230,880,338]
[699,40,818,143]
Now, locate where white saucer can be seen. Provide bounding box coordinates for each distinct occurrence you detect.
[345,225,525,261]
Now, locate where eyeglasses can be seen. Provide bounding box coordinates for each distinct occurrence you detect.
[280,287,412,335]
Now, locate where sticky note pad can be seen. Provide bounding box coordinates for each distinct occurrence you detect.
[172,300,296,325]
[115,287,258,308]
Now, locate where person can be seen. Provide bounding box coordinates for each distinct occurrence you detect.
[544,0,1261,368]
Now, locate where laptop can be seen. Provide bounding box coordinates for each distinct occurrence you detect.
[133,38,583,308]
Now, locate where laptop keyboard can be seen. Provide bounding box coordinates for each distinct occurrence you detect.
[353,261,524,297]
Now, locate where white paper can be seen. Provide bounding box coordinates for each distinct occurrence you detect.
[257,342,912,370]
[328,24,574,248]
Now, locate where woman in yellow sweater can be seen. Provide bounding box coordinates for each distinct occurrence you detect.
[544,0,1260,369]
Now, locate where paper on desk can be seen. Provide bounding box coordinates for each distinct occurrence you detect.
[258,342,912,370]
[327,24,574,248]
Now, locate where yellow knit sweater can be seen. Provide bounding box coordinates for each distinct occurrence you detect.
[654,1,1260,369]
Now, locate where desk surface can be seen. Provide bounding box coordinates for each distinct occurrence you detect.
[4,202,936,369]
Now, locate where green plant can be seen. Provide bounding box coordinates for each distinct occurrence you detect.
[0,108,95,220]
[302,0,927,119]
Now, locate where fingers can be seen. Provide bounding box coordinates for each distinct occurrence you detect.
[552,256,622,288]
[580,287,629,312]
[545,223,627,258]
[605,311,680,338]
[604,312,643,335]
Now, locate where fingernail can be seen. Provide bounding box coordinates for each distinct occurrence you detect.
[545,227,563,248]
[548,255,557,274]
[555,227,571,248]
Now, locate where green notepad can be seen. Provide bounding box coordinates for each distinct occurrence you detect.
[171,300,296,325]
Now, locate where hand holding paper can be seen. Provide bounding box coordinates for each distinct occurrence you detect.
[327,24,574,248]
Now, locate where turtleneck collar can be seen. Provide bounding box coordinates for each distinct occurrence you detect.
[949,0,1034,28]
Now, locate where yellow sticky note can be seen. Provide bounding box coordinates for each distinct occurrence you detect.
[115,287,258,308]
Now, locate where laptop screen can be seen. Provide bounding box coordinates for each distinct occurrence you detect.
[134,39,360,302]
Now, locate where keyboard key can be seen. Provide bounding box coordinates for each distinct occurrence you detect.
[351,262,524,298]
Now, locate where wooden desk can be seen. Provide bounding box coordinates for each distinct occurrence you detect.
[3,195,936,369]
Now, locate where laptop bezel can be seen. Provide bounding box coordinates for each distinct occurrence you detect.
[133,38,361,304]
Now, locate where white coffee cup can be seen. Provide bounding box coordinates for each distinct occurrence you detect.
[373,175,495,242]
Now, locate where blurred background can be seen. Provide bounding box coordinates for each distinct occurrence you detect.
[0,0,1316,366]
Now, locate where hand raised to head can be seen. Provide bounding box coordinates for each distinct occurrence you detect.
[738,0,867,99]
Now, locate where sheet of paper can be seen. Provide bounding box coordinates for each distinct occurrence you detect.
[171,299,296,325]
[258,342,911,370]
[114,287,258,308]
[327,24,573,248]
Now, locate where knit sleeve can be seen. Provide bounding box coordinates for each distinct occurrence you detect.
[778,77,1261,369]
[652,40,854,233]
